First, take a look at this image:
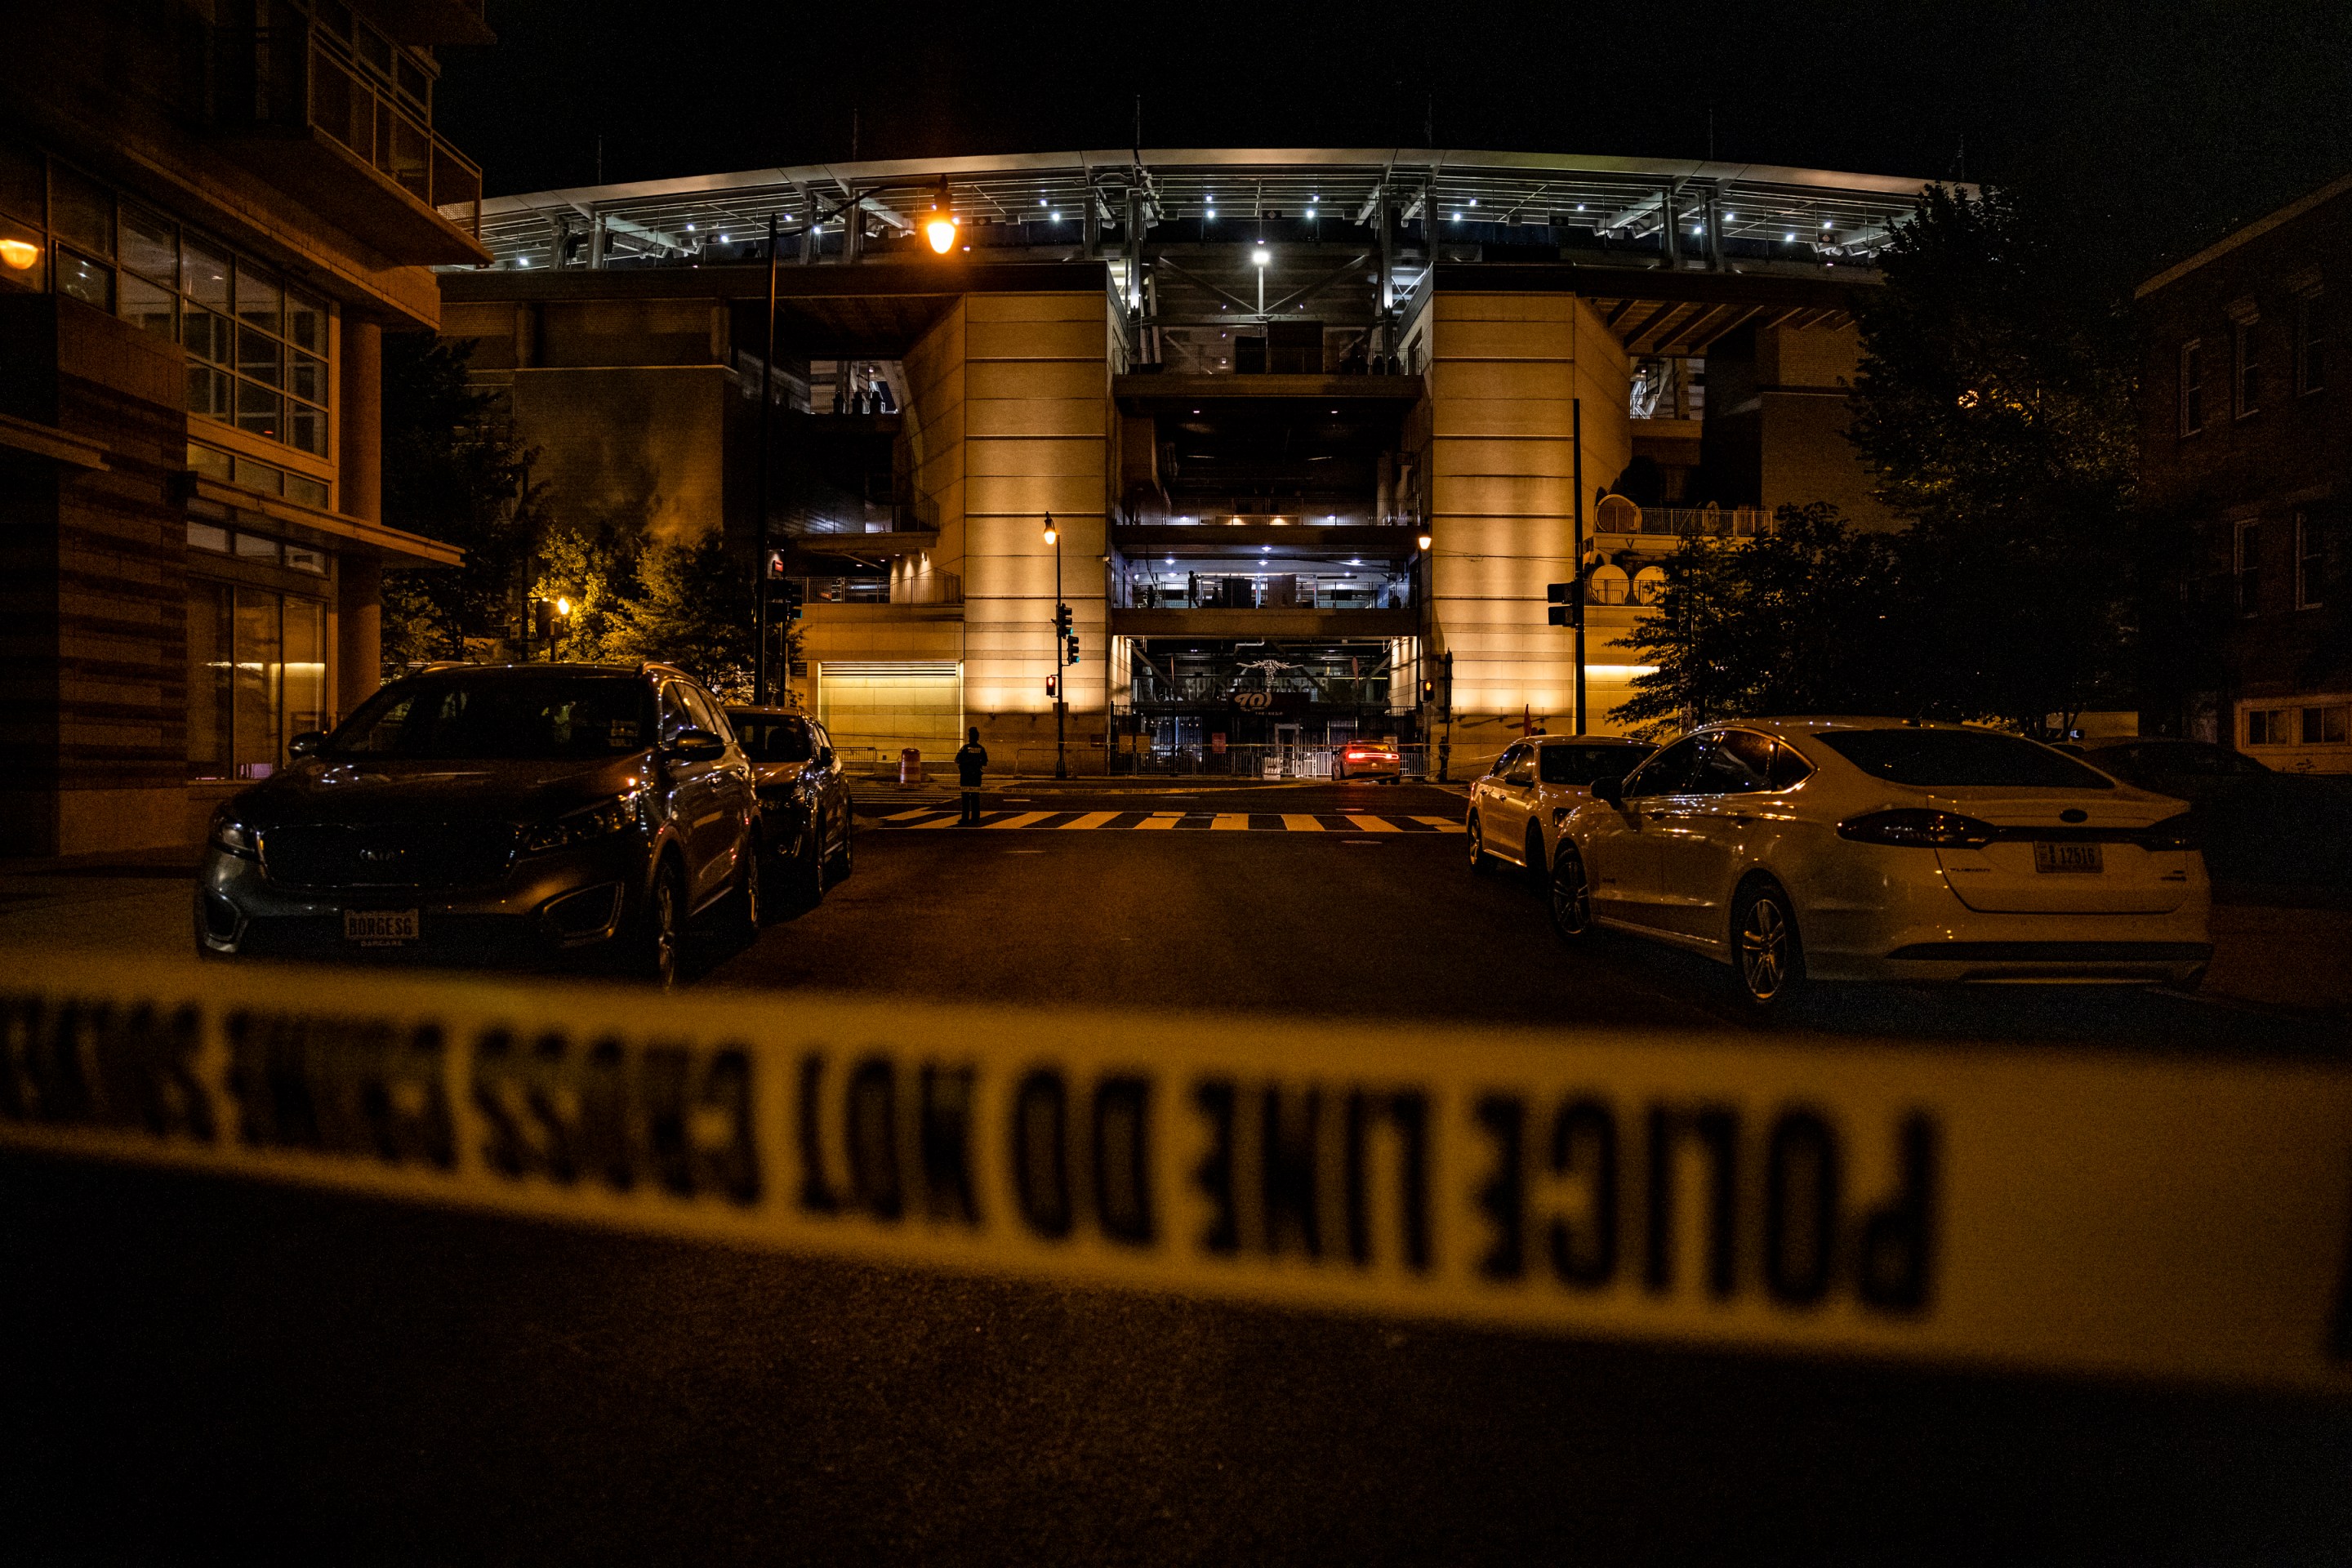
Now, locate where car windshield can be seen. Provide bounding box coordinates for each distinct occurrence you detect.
[732,715,816,763]
[1539,744,1644,785]
[1817,728,2115,789]
[327,676,655,760]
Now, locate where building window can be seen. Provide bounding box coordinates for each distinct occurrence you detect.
[0,144,334,468]
[2296,512,2325,610]
[2235,519,2262,616]
[2234,320,2260,417]
[2297,296,2325,396]
[2178,339,2204,433]
[2246,708,2292,746]
[2304,705,2350,746]
[187,580,331,780]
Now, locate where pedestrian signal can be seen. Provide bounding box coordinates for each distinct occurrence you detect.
[1546,581,1582,628]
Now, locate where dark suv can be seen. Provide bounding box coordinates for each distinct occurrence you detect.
[195,662,762,986]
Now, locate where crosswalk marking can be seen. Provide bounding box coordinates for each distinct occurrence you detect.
[868,809,1465,835]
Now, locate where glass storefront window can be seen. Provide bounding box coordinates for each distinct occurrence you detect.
[0,149,333,472]
[188,583,232,778]
[119,203,176,285]
[48,163,111,256]
[119,270,174,341]
[189,581,332,780]
[232,586,283,777]
[283,598,327,741]
[56,248,110,309]
[235,264,281,334]
[287,290,326,352]
[183,238,229,308]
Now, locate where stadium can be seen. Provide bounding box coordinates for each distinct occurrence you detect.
[440,147,1941,772]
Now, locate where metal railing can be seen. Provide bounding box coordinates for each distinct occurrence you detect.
[213,24,483,244]
[1591,503,1773,540]
[1116,572,1415,611]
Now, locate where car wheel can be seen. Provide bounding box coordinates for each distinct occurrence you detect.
[1730,879,1805,1013]
[729,831,764,938]
[825,815,853,883]
[1468,813,1492,875]
[1549,844,1594,942]
[630,859,685,989]
[786,817,826,906]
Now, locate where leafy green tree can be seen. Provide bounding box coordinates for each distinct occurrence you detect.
[528,519,639,664]
[1611,504,1915,738]
[604,532,768,702]
[1846,185,2140,733]
[379,335,539,670]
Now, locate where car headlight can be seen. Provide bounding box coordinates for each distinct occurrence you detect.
[1836,809,1997,849]
[208,813,260,860]
[520,797,641,856]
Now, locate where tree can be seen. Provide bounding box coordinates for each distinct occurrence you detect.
[378,335,539,670]
[528,519,639,664]
[1611,504,1915,738]
[1846,184,2140,733]
[603,532,764,702]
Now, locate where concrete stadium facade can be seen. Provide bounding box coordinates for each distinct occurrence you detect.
[442,149,1936,773]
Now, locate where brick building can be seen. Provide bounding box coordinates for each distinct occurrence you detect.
[2137,173,2349,773]
[0,0,486,854]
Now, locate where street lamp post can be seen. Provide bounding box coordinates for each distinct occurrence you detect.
[1044,515,1067,778]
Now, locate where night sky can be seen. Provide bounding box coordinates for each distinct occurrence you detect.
[436,0,2352,283]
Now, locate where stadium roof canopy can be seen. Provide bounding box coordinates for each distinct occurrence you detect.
[457,146,1948,279]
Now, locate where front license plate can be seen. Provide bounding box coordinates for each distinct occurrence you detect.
[344,908,420,945]
[2033,842,2103,875]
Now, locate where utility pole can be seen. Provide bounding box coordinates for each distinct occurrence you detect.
[1571,396,1587,734]
[1045,515,1068,778]
[754,211,777,703]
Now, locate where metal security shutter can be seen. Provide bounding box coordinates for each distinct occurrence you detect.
[814,662,963,764]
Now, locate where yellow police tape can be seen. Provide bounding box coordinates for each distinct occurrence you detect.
[2,954,2348,1392]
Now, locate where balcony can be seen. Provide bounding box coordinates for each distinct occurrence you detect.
[212,24,488,266]
[1592,499,1774,540]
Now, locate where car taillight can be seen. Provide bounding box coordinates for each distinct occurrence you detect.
[2133,814,2199,852]
[1836,809,1997,849]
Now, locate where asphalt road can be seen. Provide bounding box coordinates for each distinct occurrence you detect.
[7,780,2350,1562]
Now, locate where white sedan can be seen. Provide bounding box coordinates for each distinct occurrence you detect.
[1540,717,2211,1011]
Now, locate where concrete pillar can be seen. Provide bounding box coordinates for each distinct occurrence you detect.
[339,317,383,711]
[338,555,381,716]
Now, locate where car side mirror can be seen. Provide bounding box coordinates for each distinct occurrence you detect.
[664,725,726,761]
[1590,774,1625,807]
[816,746,835,769]
[287,731,327,760]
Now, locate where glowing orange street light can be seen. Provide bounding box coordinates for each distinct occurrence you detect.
[925,213,958,254]
[1416,532,1433,550]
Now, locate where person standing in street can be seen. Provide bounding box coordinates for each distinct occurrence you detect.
[955,727,988,825]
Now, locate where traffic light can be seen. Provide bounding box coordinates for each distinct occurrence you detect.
[778,581,806,622]
[1546,581,1582,628]
[1065,631,1080,666]
[1045,675,1058,698]
[1054,602,1072,635]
